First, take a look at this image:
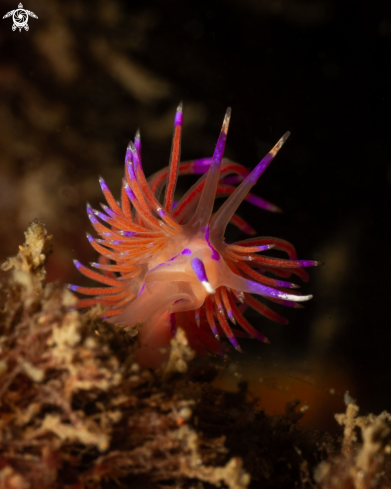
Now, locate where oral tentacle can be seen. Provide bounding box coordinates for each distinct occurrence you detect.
[220,265,313,303]
[191,257,216,294]
[185,108,231,232]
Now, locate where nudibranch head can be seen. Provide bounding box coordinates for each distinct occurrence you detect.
[71,104,320,367]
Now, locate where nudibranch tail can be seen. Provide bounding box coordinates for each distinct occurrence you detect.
[72,104,320,367]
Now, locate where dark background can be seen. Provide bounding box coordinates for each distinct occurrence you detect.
[1,0,390,418]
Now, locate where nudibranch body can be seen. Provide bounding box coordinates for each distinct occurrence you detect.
[71,104,320,367]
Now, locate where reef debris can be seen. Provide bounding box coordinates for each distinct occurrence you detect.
[1,221,391,489]
[0,221,249,488]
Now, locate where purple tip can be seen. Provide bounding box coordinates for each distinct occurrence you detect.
[68,284,79,292]
[86,233,94,242]
[245,194,282,213]
[225,331,240,350]
[213,108,231,163]
[254,331,268,343]
[128,141,137,153]
[99,176,109,191]
[238,222,256,235]
[125,142,133,165]
[248,132,291,185]
[126,159,137,181]
[297,260,321,267]
[256,244,276,252]
[119,230,136,237]
[124,182,136,201]
[195,309,200,327]
[191,257,208,284]
[208,319,219,340]
[73,259,82,270]
[181,248,192,255]
[94,209,109,221]
[134,129,141,154]
[174,102,183,126]
[192,158,213,174]
[86,204,98,223]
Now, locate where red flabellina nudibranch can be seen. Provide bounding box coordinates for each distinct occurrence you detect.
[71,104,320,367]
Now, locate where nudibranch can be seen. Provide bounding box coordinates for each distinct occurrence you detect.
[71,104,320,367]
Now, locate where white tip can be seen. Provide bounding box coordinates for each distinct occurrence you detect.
[284,293,313,302]
[202,281,216,294]
[129,141,137,152]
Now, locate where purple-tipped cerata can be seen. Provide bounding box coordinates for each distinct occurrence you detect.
[72,105,321,367]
